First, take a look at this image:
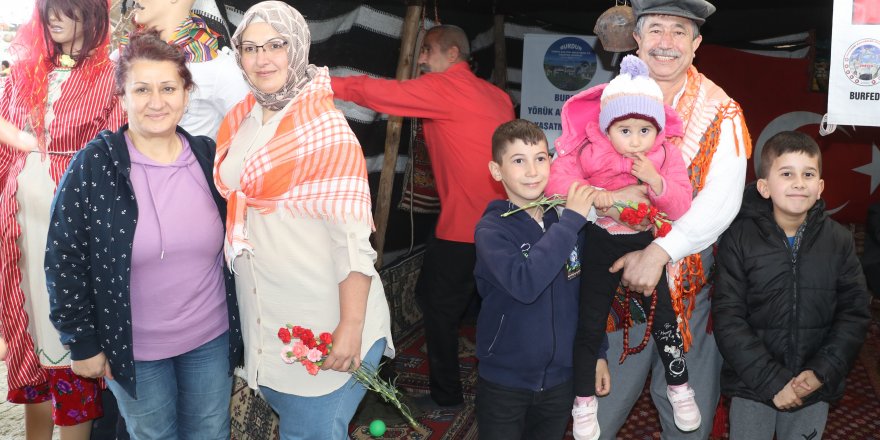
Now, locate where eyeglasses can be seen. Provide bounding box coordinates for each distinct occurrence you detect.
[237,39,289,57]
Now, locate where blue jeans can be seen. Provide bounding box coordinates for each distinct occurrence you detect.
[107,331,232,440]
[260,338,386,440]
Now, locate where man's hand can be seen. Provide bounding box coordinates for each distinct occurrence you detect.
[630,152,662,195]
[0,337,7,362]
[321,321,363,372]
[609,243,670,294]
[595,358,611,396]
[792,370,823,399]
[72,352,113,380]
[564,182,597,219]
[772,380,803,410]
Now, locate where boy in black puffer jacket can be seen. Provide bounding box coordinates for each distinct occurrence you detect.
[713,131,870,440]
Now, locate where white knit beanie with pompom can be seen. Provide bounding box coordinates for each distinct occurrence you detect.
[599,55,666,133]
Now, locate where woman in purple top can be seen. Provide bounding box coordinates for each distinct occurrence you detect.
[45,30,243,440]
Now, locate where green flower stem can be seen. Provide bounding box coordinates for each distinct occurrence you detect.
[352,363,422,430]
[500,195,567,217]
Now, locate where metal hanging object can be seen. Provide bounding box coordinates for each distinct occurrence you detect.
[593,4,638,52]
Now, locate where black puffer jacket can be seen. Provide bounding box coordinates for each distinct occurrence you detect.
[713,183,870,407]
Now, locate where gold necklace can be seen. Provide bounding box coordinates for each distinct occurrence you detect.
[59,54,76,68]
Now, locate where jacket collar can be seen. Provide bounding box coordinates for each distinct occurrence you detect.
[97,125,212,179]
[740,181,827,235]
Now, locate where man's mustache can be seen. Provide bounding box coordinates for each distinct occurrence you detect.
[648,48,681,58]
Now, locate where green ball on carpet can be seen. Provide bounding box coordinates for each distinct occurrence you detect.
[368,419,386,437]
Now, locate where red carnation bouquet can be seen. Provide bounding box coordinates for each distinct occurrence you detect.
[613,201,672,237]
[499,195,673,238]
[278,324,420,429]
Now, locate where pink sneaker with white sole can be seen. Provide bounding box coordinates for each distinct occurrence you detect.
[667,383,701,432]
[572,396,600,440]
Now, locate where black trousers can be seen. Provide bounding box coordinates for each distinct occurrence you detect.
[415,237,477,405]
[476,377,575,440]
[573,222,687,397]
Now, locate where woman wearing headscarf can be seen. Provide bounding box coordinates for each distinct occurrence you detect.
[214,2,394,438]
[128,0,249,137]
[46,30,243,439]
[0,0,125,436]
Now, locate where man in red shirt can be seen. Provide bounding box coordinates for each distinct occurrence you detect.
[332,24,514,406]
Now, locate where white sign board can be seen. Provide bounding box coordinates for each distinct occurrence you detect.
[520,34,614,150]
[827,0,880,127]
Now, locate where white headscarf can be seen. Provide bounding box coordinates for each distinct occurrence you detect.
[231,1,317,111]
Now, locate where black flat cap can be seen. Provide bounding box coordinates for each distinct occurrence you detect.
[631,0,716,25]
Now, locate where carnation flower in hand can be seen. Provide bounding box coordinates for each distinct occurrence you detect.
[612,201,673,237]
[276,323,421,430]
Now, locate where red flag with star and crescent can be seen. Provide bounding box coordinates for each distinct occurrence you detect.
[695,44,880,224]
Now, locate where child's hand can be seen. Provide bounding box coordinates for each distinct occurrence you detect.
[595,358,611,396]
[792,370,823,399]
[630,152,662,195]
[772,380,803,410]
[593,190,616,210]
[565,182,597,218]
[0,336,6,362]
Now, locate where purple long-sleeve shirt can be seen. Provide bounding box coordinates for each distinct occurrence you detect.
[126,134,228,361]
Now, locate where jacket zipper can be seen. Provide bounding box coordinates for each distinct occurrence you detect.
[781,227,799,370]
[487,315,505,354]
[541,283,556,391]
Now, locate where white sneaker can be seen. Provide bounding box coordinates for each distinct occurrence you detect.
[572,397,600,440]
[667,383,701,432]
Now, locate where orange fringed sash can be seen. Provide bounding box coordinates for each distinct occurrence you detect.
[669,67,752,351]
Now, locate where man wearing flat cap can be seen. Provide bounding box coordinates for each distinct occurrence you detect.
[601,1,752,439]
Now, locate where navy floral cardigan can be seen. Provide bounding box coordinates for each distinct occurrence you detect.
[45,124,243,398]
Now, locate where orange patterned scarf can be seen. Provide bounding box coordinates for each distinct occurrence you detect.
[668,66,752,350]
[213,68,374,267]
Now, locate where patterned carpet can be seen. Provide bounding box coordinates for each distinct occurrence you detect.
[349,319,880,440]
[230,313,880,440]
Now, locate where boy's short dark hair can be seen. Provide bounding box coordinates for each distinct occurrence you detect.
[759,131,822,178]
[491,119,548,163]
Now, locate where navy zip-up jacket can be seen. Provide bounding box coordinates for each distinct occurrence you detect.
[474,200,606,391]
[45,125,243,398]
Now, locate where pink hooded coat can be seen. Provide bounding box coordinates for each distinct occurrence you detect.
[546,83,692,220]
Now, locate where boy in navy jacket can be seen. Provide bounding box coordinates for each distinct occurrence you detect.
[474,119,609,439]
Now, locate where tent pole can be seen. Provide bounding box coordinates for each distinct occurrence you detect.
[373,1,424,268]
[492,13,507,89]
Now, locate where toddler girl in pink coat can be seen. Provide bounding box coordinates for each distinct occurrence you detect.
[546,55,700,440]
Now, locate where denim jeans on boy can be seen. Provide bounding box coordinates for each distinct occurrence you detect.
[106,331,232,440]
[259,338,386,440]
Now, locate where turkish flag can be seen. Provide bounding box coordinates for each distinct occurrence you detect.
[695,44,880,224]
[853,0,880,25]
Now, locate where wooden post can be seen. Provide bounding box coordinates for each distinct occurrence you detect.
[373,2,424,268]
[492,14,507,89]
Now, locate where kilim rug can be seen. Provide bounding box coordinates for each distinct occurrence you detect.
[231,316,880,439]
